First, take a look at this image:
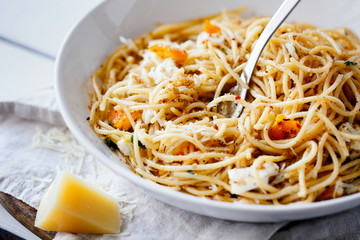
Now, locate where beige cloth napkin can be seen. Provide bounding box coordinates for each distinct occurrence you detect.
[0,87,287,239]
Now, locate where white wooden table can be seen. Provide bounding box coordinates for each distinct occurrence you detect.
[0,0,102,238]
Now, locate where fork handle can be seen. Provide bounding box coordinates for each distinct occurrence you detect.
[231,0,301,118]
[242,0,301,85]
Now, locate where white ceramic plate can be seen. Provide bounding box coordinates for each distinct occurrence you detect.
[55,0,360,222]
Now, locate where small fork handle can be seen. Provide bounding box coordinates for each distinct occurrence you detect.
[231,0,301,118]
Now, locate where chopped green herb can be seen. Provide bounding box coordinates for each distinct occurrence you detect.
[221,47,226,52]
[187,170,195,175]
[130,135,146,149]
[137,173,143,177]
[105,138,112,147]
[344,61,358,66]
[104,137,118,150]
[138,142,146,149]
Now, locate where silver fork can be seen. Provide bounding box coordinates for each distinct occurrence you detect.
[217,0,301,118]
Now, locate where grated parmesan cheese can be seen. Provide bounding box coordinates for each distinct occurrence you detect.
[335,179,360,196]
[118,137,133,157]
[228,162,279,194]
[148,58,181,84]
[285,41,299,60]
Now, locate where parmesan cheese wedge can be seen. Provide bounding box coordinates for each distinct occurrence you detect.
[35,171,121,234]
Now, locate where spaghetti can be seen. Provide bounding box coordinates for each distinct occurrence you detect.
[89,9,360,204]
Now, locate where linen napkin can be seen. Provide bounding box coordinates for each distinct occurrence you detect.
[0,86,287,239]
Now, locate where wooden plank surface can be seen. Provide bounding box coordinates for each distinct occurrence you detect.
[0,192,55,240]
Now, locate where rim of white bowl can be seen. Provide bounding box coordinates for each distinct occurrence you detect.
[54,0,360,221]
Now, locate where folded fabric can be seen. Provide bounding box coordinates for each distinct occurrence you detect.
[0,88,286,239]
[3,85,360,240]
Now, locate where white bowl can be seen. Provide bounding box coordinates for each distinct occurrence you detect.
[55,0,360,222]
